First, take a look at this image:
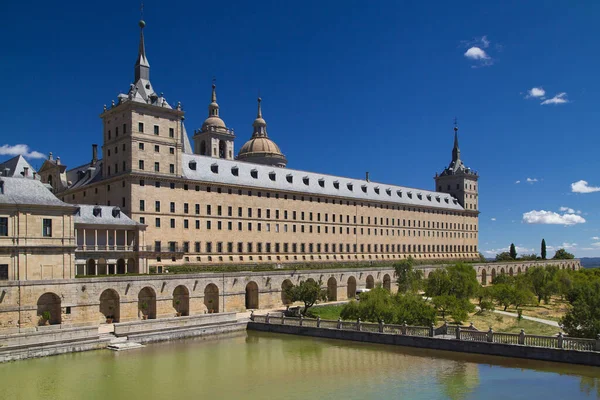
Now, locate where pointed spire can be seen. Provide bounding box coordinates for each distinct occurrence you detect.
[252,97,267,137]
[257,97,263,118]
[208,83,220,118]
[452,119,460,163]
[134,19,150,82]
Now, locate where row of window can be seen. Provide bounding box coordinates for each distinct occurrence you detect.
[138,201,477,231]
[106,123,175,140]
[138,161,175,174]
[137,143,175,154]
[0,217,52,237]
[141,217,477,239]
[155,240,477,255]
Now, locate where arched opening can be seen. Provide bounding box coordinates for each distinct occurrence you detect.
[500,268,506,275]
[127,258,137,273]
[281,279,293,305]
[327,277,337,301]
[517,267,522,275]
[347,276,357,299]
[97,258,107,275]
[37,293,61,325]
[200,140,207,155]
[509,267,514,277]
[204,283,219,313]
[245,281,259,310]
[99,289,120,323]
[173,285,190,316]
[138,287,156,319]
[47,175,53,186]
[383,274,391,291]
[366,275,375,289]
[572,264,576,271]
[86,259,96,276]
[481,269,487,285]
[219,140,226,159]
[491,268,496,282]
[116,258,126,274]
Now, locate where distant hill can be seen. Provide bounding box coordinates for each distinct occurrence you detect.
[579,258,600,269]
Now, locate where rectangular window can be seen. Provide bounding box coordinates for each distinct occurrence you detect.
[138,122,144,133]
[169,147,175,154]
[154,125,159,135]
[155,145,160,152]
[139,200,145,211]
[170,202,175,213]
[184,203,189,214]
[184,219,189,229]
[139,143,144,150]
[170,164,175,174]
[155,218,161,227]
[0,217,7,236]
[155,201,160,212]
[169,127,174,138]
[170,219,175,228]
[195,242,201,252]
[138,160,144,170]
[154,162,160,172]
[42,219,52,237]
[195,204,200,214]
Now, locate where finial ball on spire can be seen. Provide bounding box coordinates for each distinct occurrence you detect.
[139,20,146,28]
[258,97,262,103]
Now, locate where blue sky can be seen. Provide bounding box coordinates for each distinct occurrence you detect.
[1,1,599,257]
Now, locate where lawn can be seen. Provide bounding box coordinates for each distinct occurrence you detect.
[308,304,347,320]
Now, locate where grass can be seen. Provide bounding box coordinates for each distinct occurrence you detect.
[308,304,347,320]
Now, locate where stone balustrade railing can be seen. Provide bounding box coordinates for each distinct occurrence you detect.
[250,313,600,352]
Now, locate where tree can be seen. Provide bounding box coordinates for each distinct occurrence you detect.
[424,269,450,299]
[446,263,479,300]
[509,243,517,260]
[561,280,600,338]
[491,283,513,311]
[526,266,558,303]
[553,248,575,260]
[541,239,547,260]
[495,252,513,262]
[284,280,327,315]
[394,257,423,293]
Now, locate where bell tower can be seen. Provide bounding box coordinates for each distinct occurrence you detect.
[192,84,235,159]
[434,122,479,212]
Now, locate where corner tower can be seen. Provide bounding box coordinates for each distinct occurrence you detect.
[434,123,479,211]
[192,84,235,159]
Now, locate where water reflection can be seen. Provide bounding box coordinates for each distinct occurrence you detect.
[0,331,599,400]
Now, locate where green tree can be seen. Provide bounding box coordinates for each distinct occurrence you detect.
[561,280,600,338]
[424,268,450,299]
[446,263,479,300]
[553,248,575,260]
[475,286,495,313]
[526,266,558,303]
[509,243,517,260]
[284,280,327,315]
[491,283,513,311]
[541,239,547,260]
[495,252,513,262]
[394,257,423,293]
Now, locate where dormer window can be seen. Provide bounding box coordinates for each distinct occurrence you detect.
[286,174,293,183]
[0,181,4,195]
[435,195,441,202]
[112,207,121,218]
[251,169,258,179]
[361,185,367,193]
[333,181,339,189]
[374,187,380,194]
[407,192,413,199]
[386,188,391,196]
[347,183,353,191]
[93,206,102,217]
[427,194,432,201]
[188,161,197,170]
[444,198,449,203]
[269,171,276,181]
[303,176,309,185]
[231,166,239,176]
[417,193,422,200]
[318,179,325,188]
[396,190,402,197]
[210,164,218,174]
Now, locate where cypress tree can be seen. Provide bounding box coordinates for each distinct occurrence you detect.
[541,239,547,260]
[509,243,517,260]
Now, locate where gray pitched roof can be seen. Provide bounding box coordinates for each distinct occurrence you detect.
[66,160,103,189]
[181,154,464,211]
[73,205,141,226]
[0,155,36,178]
[0,177,74,208]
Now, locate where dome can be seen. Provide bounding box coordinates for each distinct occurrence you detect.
[239,137,283,156]
[202,115,226,130]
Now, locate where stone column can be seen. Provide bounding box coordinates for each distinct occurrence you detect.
[82,229,86,250]
[94,229,98,251]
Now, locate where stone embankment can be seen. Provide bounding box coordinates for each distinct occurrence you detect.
[248,314,600,367]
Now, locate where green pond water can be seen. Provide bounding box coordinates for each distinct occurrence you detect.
[1,331,600,400]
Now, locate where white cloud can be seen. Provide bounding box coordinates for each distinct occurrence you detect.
[571,180,600,193]
[515,180,521,184]
[526,178,538,183]
[526,87,546,99]
[593,242,600,248]
[464,47,490,60]
[559,206,581,214]
[0,144,45,159]
[491,218,496,221]
[483,245,534,256]
[591,236,600,240]
[541,92,568,105]
[522,210,586,225]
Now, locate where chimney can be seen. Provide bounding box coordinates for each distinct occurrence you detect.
[91,144,98,166]
[23,167,29,177]
[365,172,370,182]
[56,157,61,165]
[4,168,10,177]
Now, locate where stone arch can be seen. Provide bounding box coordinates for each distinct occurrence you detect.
[37,293,61,325]
[99,289,120,322]
[219,140,226,159]
[116,258,126,274]
[517,267,522,275]
[366,275,375,289]
[572,264,576,271]
[200,140,207,155]
[509,267,514,277]
[86,259,95,276]
[245,281,259,310]
[127,258,136,273]
[173,285,190,316]
[481,269,487,285]
[500,268,506,275]
[491,268,496,282]
[138,287,156,319]
[347,276,357,299]
[383,274,391,291]
[97,258,107,275]
[281,279,293,305]
[204,283,219,313]
[327,277,337,301]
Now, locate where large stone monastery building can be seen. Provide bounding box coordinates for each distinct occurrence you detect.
[37,20,480,273]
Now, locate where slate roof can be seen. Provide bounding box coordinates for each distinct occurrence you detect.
[73,204,141,226]
[0,155,36,178]
[181,154,464,211]
[0,177,74,208]
[65,161,103,189]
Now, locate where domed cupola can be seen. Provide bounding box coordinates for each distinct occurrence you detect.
[237,98,287,167]
[192,83,235,159]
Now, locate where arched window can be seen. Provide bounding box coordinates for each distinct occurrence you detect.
[219,140,226,159]
[200,140,207,156]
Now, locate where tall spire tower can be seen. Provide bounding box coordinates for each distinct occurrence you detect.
[134,19,150,82]
[192,82,235,159]
[434,121,479,212]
